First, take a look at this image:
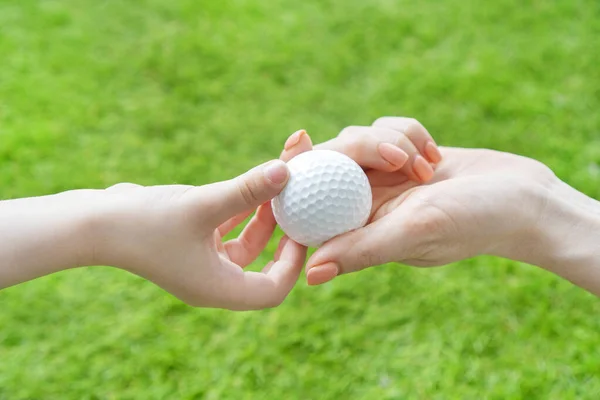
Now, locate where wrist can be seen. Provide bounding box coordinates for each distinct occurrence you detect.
[515,180,600,292]
[0,190,101,288]
[82,190,141,271]
[84,187,163,275]
[44,189,105,270]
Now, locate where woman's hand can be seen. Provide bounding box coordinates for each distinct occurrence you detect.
[307,146,554,277]
[281,117,600,296]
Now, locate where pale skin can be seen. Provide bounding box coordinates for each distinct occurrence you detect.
[1,117,599,307]
[0,118,436,310]
[0,160,307,310]
[282,117,600,297]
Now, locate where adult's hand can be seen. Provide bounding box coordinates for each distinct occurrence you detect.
[291,117,600,295]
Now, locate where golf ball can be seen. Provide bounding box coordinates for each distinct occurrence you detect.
[272,149,372,247]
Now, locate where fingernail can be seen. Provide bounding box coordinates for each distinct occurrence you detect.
[378,143,409,169]
[413,155,434,182]
[424,141,442,164]
[307,262,339,286]
[284,130,307,150]
[264,160,289,185]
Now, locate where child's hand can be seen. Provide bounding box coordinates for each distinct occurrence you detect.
[90,159,307,310]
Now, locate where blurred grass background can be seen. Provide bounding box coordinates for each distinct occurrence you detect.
[1,0,600,398]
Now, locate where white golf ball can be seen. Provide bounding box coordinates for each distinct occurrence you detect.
[272,149,372,247]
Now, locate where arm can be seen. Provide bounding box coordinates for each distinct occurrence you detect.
[0,190,96,289]
[0,159,307,310]
[294,116,600,297]
[518,181,600,295]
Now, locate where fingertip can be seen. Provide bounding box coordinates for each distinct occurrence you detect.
[424,140,443,164]
[378,142,409,170]
[284,129,307,150]
[306,249,335,275]
[264,159,289,186]
[412,155,435,182]
[306,262,339,285]
[281,131,313,162]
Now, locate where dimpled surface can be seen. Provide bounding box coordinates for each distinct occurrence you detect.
[272,150,372,247]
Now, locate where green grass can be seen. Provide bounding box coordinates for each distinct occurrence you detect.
[1,0,600,398]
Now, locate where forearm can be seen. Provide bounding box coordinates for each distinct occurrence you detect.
[0,191,95,289]
[525,181,600,295]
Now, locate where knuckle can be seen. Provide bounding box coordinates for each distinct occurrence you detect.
[392,132,412,149]
[106,182,139,192]
[373,116,419,128]
[404,212,442,239]
[356,247,385,268]
[406,117,421,127]
[528,159,557,182]
[335,127,372,158]
[235,176,260,206]
[405,120,427,137]
[338,125,363,138]
[350,135,372,155]
[344,130,373,155]
[401,197,461,262]
[372,116,392,126]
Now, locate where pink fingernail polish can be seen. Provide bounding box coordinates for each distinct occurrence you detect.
[413,155,434,182]
[306,262,339,285]
[378,143,409,169]
[284,130,307,150]
[424,141,442,164]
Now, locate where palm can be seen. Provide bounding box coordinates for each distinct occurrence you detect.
[429,147,555,182]
[366,147,555,266]
[369,146,555,216]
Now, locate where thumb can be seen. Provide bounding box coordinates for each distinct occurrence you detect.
[305,214,406,285]
[205,159,289,226]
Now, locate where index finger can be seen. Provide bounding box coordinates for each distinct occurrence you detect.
[231,129,313,265]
